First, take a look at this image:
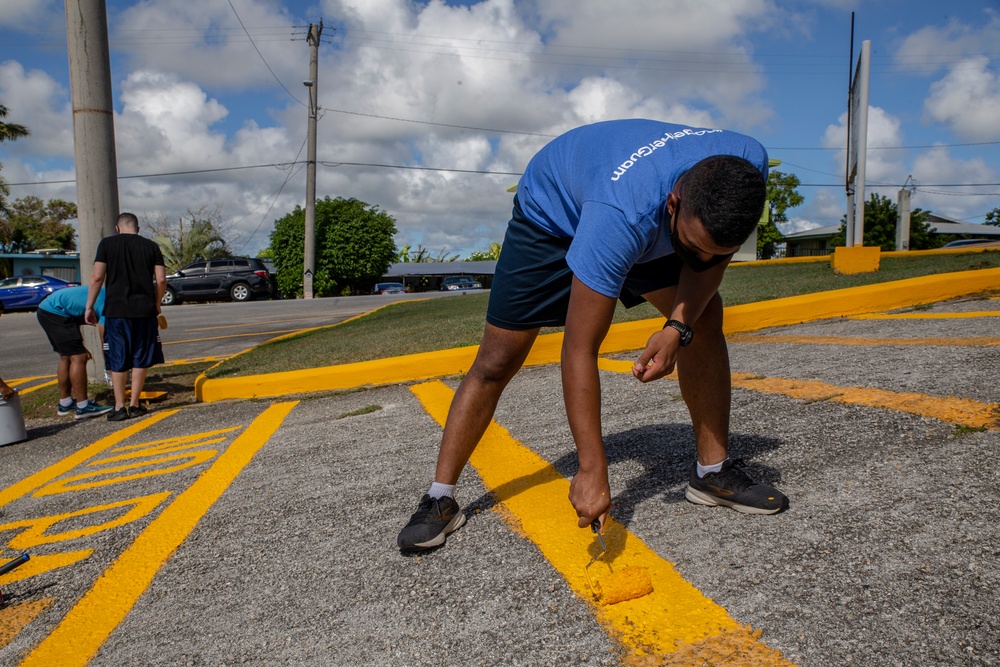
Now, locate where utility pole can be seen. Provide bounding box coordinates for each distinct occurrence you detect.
[302,21,322,299]
[65,0,119,381]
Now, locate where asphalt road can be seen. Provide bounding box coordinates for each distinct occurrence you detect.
[0,291,460,381]
[0,290,998,666]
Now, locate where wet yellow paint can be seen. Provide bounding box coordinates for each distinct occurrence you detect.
[0,551,93,584]
[410,381,787,661]
[19,401,297,667]
[15,380,58,396]
[0,599,53,650]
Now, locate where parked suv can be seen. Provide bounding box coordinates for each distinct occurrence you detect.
[439,275,483,291]
[161,257,273,305]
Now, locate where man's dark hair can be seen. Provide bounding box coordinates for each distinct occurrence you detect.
[677,155,766,247]
[117,212,139,230]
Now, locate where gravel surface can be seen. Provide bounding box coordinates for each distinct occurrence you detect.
[1,295,997,666]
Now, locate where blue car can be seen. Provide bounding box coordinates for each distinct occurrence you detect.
[0,275,77,311]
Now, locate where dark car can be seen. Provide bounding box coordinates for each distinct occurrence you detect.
[940,238,996,248]
[439,275,483,291]
[0,275,77,311]
[162,257,273,306]
[372,282,407,295]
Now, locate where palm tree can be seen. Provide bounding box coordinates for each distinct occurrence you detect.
[0,102,31,214]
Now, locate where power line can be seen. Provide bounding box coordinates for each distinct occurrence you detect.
[226,0,305,107]
[6,162,300,186]
[322,108,557,137]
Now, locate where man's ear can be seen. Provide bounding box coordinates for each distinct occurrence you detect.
[666,191,680,216]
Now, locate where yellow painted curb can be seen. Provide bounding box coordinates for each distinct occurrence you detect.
[195,267,1000,402]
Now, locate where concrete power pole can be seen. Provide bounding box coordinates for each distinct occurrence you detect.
[65,0,119,381]
[302,22,322,299]
[896,187,912,252]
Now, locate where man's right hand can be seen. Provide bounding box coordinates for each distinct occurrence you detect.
[569,467,611,530]
[84,307,98,326]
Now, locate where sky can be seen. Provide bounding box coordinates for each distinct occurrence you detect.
[1,0,999,258]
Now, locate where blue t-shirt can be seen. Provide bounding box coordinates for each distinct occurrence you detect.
[515,119,769,298]
[39,285,105,325]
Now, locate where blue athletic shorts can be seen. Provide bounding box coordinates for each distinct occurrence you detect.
[103,316,165,372]
[486,198,683,330]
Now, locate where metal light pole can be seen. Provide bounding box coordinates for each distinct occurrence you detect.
[302,22,322,299]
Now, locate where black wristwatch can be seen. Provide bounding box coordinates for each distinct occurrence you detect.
[663,319,694,346]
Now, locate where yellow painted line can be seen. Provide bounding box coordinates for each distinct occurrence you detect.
[728,334,1000,347]
[0,411,177,509]
[196,268,1000,402]
[7,375,56,385]
[409,381,792,663]
[20,401,298,667]
[163,328,314,345]
[850,311,1000,320]
[728,374,999,430]
[162,355,232,366]
[15,380,58,396]
[596,361,999,431]
[182,313,363,332]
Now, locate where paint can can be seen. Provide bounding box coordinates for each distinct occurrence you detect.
[0,393,28,446]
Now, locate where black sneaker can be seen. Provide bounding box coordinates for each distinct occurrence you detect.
[686,459,788,515]
[129,404,148,418]
[397,494,467,552]
[106,407,130,422]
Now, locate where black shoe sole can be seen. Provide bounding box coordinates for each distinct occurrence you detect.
[399,512,467,552]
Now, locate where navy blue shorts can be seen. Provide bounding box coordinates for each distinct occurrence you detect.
[103,317,165,372]
[486,198,682,330]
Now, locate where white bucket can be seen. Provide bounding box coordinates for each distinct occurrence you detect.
[0,393,29,446]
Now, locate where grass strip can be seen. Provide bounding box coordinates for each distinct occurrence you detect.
[207,250,1000,379]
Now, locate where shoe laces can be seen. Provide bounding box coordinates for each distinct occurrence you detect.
[411,495,445,522]
[709,458,755,493]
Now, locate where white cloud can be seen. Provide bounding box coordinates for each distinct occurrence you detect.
[923,57,1000,141]
[822,105,906,194]
[908,146,998,221]
[0,60,74,158]
[0,0,61,29]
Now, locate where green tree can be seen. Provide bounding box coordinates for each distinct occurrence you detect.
[985,208,1000,227]
[267,197,397,297]
[465,242,502,261]
[145,205,235,272]
[759,170,803,259]
[829,193,941,250]
[0,102,31,214]
[0,196,77,253]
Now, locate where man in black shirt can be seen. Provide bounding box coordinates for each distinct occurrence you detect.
[85,212,167,421]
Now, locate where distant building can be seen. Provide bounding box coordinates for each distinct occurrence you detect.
[381,260,497,292]
[0,250,81,282]
[783,212,1000,257]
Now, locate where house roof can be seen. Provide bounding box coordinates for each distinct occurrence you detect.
[783,219,1000,241]
[384,260,497,277]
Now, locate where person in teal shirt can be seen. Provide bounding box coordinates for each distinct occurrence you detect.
[37,285,113,419]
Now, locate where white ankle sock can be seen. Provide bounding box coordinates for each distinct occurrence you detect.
[60,397,75,407]
[428,482,455,499]
[76,399,89,410]
[697,458,727,478]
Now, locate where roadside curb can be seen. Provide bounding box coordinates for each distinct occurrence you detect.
[195,267,1000,403]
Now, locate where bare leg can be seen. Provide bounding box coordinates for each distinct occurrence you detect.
[433,323,539,484]
[56,356,72,401]
[68,353,89,402]
[130,368,149,407]
[642,289,730,466]
[111,371,128,410]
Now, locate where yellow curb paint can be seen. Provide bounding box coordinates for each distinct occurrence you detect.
[15,380,58,396]
[728,334,1000,347]
[19,401,298,667]
[183,313,361,332]
[851,311,1000,320]
[830,245,881,274]
[196,268,1000,403]
[409,381,788,661]
[0,599,53,650]
[0,411,177,509]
